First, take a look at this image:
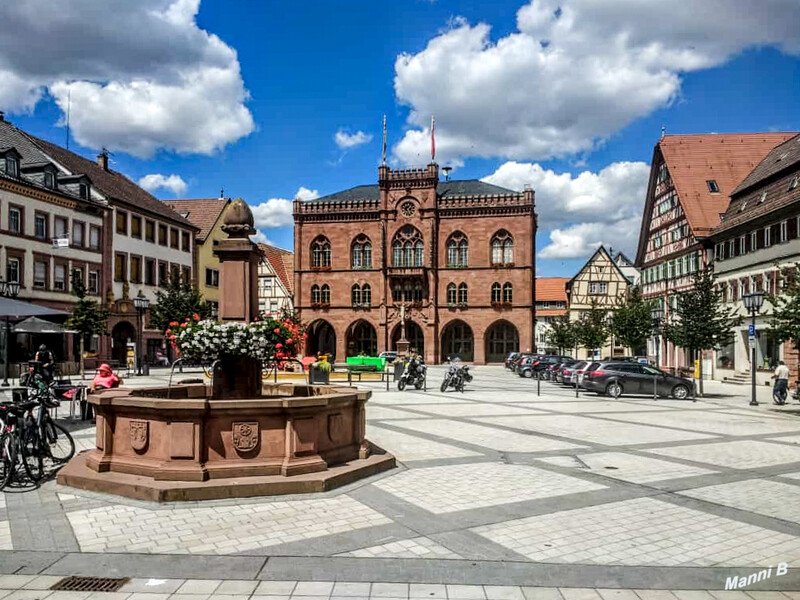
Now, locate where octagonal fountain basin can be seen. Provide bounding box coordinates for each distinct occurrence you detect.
[57,382,395,502]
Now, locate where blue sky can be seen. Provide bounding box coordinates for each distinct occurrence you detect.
[2,0,799,276]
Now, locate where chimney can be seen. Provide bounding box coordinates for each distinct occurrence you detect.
[97,148,109,171]
[0,111,5,122]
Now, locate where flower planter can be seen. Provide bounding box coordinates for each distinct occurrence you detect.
[309,365,330,384]
[212,355,262,399]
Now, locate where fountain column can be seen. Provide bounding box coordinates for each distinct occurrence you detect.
[214,198,260,324]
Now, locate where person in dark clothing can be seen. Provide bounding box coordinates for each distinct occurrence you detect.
[34,344,54,382]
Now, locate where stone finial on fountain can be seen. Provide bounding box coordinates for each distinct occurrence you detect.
[221,198,256,238]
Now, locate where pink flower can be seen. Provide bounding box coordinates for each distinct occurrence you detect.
[286,338,293,344]
[170,321,179,327]
[180,322,188,328]
[275,343,283,349]
[192,313,200,321]
[274,328,281,334]
[169,334,177,340]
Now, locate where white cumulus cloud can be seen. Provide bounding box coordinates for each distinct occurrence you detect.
[0,0,254,157]
[393,0,800,164]
[138,173,188,196]
[483,160,650,259]
[249,186,319,231]
[334,129,373,150]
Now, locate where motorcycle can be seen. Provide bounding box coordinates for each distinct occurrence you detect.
[440,357,471,392]
[397,355,426,391]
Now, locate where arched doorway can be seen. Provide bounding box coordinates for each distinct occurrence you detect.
[111,321,136,364]
[306,320,336,360]
[441,320,474,362]
[485,320,519,363]
[391,321,424,355]
[347,320,378,357]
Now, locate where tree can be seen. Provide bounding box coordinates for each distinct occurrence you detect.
[149,274,211,335]
[575,300,610,358]
[767,263,800,350]
[611,286,654,355]
[65,271,109,378]
[545,317,578,355]
[662,266,741,395]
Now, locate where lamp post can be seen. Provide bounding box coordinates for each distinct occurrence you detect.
[0,278,21,387]
[742,290,764,406]
[132,292,150,376]
[651,306,664,401]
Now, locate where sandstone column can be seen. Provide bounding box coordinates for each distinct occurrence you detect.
[214,198,260,323]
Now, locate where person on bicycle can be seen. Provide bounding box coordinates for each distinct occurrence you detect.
[34,344,55,383]
[773,360,790,404]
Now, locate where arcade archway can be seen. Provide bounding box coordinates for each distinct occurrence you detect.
[111,321,136,364]
[485,320,519,363]
[391,321,424,355]
[441,319,474,362]
[306,320,336,360]
[346,320,378,357]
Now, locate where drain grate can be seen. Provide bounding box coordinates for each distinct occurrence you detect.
[51,576,130,592]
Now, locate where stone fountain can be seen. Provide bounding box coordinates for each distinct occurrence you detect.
[57,199,395,502]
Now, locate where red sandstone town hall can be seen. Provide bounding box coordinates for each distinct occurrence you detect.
[293,162,536,364]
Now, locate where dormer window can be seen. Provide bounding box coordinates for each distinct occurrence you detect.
[789,176,799,191]
[44,171,55,189]
[79,183,89,199]
[758,191,767,204]
[706,180,719,193]
[6,156,18,178]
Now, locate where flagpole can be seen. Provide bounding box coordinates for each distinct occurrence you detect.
[431,115,436,163]
[382,114,387,165]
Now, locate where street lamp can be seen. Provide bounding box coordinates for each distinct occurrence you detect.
[651,306,664,369]
[742,290,765,406]
[0,278,20,387]
[132,292,150,376]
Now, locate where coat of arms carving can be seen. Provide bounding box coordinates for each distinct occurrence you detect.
[232,422,259,452]
[327,413,345,444]
[129,420,148,452]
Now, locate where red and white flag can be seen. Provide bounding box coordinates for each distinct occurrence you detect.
[431,115,436,162]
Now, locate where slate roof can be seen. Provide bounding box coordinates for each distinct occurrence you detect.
[712,134,800,237]
[732,133,800,195]
[658,133,796,237]
[0,120,51,166]
[164,198,230,242]
[258,243,294,296]
[25,134,195,228]
[313,179,515,203]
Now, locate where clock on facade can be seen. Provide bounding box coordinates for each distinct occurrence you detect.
[400,201,416,217]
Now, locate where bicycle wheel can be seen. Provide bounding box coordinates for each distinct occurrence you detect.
[21,426,44,481]
[0,432,15,489]
[44,420,75,463]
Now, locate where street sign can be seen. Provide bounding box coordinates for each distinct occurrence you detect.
[749,338,756,349]
[748,324,756,337]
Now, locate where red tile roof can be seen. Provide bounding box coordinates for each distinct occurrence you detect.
[536,277,569,302]
[164,198,230,242]
[258,243,294,296]
[537,309,567,317]
[659,133,797,237]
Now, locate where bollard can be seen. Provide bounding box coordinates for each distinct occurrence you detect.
[537,374,540,397]
[653,374,658,401]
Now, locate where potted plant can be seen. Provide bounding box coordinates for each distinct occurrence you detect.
[310,356,331,384]
[169,313,304,398]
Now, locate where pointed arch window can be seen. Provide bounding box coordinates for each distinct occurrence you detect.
[351,284,361,306]
[502,282,513,303]
[392,282,402,302]
[352,235,372,268]
[491,230,514,265]
[311,284,321,304]
[446,283,457,304]
[458,283,468,304]
[392,226,424,267]
[312,236,331,268]
[446,232,469,267]
[320,284,331,304]
[362,284,372,306]
[491,282,502,303]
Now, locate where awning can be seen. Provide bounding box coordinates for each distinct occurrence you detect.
[13,316,76,334]
[0,297,68,322]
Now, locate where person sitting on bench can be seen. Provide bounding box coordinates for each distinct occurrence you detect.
[90,363,122,392]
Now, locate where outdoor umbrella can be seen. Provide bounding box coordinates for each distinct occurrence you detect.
[0,297,68,385]
[13,316,76,334]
